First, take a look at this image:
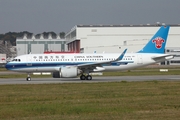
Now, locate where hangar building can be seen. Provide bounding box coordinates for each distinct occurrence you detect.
[65,24,180,65]
[16,34,67,56]
[66,24,180,53]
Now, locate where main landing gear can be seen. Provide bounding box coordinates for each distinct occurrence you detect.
[26,73,31,81]
[80,74,92,80]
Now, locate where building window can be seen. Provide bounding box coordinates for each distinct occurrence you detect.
[175,55,180,57]
[124,41,127,46]
[170,61,180,63]
[91,29,97,32]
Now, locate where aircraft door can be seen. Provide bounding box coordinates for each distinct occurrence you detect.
[137,55,143,64]
[26,55,32,66]
[71,58,75,64]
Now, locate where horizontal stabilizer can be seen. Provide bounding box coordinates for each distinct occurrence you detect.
[151,55,174,61]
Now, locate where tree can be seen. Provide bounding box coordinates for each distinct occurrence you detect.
[59,32,65,39]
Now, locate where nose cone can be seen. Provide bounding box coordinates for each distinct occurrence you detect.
[5,63,11,70]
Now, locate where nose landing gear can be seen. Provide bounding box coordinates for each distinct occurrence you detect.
[26,73,31,81]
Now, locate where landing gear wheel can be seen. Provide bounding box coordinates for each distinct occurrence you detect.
[80,75,86,80]
[86,75,92,80]
[26,73,31,81]
[26,77,31,81]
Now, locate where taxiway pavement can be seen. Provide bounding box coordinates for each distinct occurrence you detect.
[0,75,180,85]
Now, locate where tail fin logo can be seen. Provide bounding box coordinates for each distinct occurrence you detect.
[152,37,165,49]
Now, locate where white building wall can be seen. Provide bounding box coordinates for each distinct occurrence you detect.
[166,27,180,47]
[48,44,61,51]
[17,44,27,55]
[31,44,44,53]
[76,27,161,53]
[16,38,67,56]
[65,25,180,65]
[70,26,180,53]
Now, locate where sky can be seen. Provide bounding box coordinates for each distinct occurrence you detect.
[0,0,180,34]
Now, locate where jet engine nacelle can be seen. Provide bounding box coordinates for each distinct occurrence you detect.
[53,67,81,78]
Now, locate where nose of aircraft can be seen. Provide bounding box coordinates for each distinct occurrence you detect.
[5,62,11,70]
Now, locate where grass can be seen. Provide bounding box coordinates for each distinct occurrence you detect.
[0,82,180,120]
[0,67,7,71]
[0,67,180,119]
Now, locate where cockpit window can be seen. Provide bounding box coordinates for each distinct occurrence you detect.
[12,59,21,62]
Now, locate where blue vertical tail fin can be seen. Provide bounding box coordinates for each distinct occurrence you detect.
[138,26,170,54]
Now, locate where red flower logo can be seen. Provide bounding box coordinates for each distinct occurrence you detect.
[152,37,165,49]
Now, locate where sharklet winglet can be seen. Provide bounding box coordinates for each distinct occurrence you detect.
[115,48,127,61]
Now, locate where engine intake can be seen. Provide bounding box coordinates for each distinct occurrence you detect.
[53,67,81,78]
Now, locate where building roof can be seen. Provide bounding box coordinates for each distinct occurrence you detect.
[76,24,180,28]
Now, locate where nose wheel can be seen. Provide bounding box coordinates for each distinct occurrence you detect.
[26,73,31,81]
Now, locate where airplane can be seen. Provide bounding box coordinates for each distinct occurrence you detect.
[5,25,174,81]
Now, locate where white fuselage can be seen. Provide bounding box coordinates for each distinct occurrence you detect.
[5,53,173,73]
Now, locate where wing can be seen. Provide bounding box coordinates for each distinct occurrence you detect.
[77,49,127,71]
